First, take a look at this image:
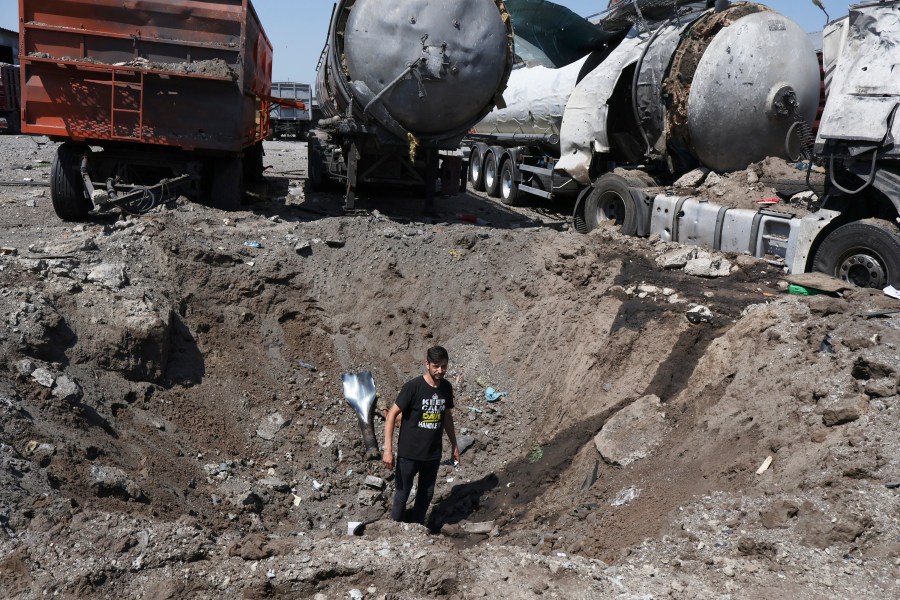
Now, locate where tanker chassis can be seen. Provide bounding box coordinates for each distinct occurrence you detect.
[468,0,900,289]
[308,0,514,211]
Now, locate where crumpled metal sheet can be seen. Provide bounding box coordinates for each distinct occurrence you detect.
[474,56,588,138]
[341,371,379,458]
[817,3,900,152]
[634,16,699,155]
[556,30,647,184]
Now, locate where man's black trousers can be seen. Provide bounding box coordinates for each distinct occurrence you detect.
[391,457,440,524]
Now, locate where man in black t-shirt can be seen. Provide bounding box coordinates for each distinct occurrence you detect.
[382,346,460,524]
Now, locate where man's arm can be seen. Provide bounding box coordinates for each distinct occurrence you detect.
[382,404,402,469]
[444,409,460,464]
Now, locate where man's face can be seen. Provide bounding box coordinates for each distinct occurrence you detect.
[426,360,448,382]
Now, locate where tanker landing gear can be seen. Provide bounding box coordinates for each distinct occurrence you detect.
[813,219,900,288]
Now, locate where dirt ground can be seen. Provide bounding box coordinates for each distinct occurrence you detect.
[0,135,898,599]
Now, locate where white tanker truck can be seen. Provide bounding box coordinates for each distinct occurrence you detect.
[468,0,900,289]
[308,0,514,210]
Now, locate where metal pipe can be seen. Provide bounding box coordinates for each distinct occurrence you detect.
[363,60,420,116]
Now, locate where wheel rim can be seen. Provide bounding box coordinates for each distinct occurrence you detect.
[485,158,496,189]
[837,251,888,289]
[595,190,626,227]
[471,157,481,183]
[502,167,513,199]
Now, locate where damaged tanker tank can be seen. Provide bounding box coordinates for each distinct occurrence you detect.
[470,1,820,196]
[310,0,515,209]
[469,0,900,288]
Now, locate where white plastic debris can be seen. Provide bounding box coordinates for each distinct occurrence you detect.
[611,486,641,507]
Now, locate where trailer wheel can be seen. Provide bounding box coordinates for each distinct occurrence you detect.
[51,143,92,222]
[584,174,639,235]
[484,153,501,198]
[210,157,244,211]
[243,141,265,184]
[812,219,900,288]
[499,160,520,206]
[469,147,486,191]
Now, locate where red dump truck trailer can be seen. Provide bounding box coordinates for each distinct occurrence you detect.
[20,0,273,219]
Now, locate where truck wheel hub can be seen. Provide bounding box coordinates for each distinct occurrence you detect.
[839,253,886,289]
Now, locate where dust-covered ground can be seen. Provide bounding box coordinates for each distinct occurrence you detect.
[0,136,898,599]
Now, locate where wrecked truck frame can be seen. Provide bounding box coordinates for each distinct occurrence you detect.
[469,0,900,289]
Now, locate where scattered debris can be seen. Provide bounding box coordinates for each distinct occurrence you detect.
[686,305,714,324]
[484,387,508,402]
[611,487,641,507]
[256,413,288,441]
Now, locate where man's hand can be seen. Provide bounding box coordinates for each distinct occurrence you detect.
[383,447,394,469]
[452,444,461,465]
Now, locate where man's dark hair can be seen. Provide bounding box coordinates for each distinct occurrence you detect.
[426,346,449,364]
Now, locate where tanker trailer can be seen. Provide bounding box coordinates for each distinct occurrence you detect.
[309,0,515,210]
[467,0,821,227]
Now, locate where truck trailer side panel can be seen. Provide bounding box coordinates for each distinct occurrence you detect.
[19,0,273,152]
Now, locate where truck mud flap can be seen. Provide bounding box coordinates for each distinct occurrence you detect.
[572,186,592,234]
[628,187,654,237]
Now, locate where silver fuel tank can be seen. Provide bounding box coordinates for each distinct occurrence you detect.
[316,0,514,147]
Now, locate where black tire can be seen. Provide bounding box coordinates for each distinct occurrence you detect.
[469,146,486,191]
[7,112,21,135]
[812,219,900,288]
[760,176,826,198]
[584,173,639,235]
[499,159,520,206]
[243,141,265,184]
[50,143,92,221]
[210,157,244,211]
[484,152,501,198]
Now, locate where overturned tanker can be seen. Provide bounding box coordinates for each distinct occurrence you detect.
[309,0,514,209]
[470,0,900,288]
[470,0,820,204]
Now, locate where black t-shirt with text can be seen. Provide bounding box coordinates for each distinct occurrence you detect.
[395,376,454,461]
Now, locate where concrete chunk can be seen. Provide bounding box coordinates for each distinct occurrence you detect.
[594,395,666,466]
[257,413,288,440]
[822,397,867,427]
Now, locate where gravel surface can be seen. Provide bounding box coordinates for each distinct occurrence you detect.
[0,135,897,599]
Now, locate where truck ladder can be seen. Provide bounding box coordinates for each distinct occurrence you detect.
[110,70,145,142]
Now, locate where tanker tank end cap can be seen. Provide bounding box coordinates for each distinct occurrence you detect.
[714,0,731,13]
[767,84,798,120]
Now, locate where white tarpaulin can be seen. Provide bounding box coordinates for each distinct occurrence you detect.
[555,30,648,184]
[474,57,588,137]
